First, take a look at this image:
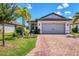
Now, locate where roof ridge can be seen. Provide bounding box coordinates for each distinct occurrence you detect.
[40,12,67,19]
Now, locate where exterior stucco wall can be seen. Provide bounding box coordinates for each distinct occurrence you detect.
[78,24,79,32]
[65,23,71,34]
[0,24,15,33]
[38,21,42,33]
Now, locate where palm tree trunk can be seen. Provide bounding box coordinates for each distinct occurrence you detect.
[29,22,31,36]
[2,23,5,47]
[22,19,25,37]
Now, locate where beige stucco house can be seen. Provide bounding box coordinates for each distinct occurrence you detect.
[30,13,79,34]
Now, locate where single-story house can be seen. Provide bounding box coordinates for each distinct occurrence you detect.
[30,12,79,34]
[0,21,23,33]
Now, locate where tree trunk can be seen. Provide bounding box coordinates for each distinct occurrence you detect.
[22,19,25,37]
[2,23,5,47]
[29,22,31,37]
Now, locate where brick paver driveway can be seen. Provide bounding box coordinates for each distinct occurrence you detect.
[27,35,79,56]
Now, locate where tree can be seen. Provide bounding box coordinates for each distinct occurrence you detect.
[0,3,17,46]
[71,12,79,33]
[73,12,79,24]
[15,6,31,37]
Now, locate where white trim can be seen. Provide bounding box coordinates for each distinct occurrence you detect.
[38,21,67,23]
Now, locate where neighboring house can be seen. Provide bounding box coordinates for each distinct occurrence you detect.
[0,21,22,33]
[30,12,79,34]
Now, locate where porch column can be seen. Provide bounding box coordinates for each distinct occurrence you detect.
[40,22,42,34]
[38,22,42,34]
[65,23,71,34]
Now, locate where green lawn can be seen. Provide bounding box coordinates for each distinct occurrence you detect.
[71,32,79,36]
[0,34,37,56]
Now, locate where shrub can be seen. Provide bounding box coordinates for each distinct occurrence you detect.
[34,29,40,34]
[26,26,29,30]
[72,26,78,33]
[16,26,22,35]
[12,32,18,37]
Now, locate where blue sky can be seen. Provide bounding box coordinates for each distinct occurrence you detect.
[16,3,79,24]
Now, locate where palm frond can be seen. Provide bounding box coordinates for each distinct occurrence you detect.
[72,12,79,24]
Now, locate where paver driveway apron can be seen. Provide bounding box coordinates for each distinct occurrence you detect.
[27,35,79,56]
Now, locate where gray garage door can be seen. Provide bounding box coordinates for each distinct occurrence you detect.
[42,23,65,34]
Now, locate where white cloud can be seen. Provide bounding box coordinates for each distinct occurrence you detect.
[65,11,72,14]
[57,5,63,9]
[62,3,69,8]
[26,4,32,9]
[68,16,72,19]
[57,3,69,10]
[55,12,62,15]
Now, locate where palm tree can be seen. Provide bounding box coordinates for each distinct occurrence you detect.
[73,12,79,24]
[15,6,31,37]
[72,12,79,33]
[0,3,17,46]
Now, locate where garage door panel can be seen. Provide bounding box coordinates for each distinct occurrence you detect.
[42,23,65,34]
